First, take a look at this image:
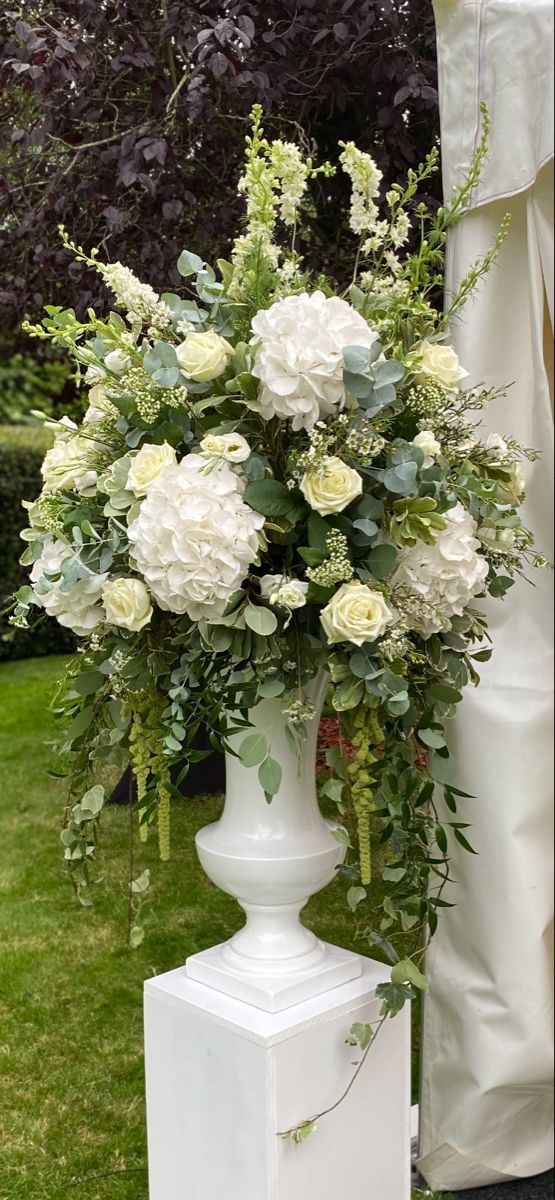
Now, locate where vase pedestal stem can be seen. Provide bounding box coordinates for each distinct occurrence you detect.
[186,674,361,1011]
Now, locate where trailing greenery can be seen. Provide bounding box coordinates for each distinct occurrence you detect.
[0,425,75,661]
[0,656,422,1197]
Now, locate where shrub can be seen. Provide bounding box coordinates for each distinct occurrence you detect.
[0,351,82,425]
[0,3,439,340]
[0,425,76,661]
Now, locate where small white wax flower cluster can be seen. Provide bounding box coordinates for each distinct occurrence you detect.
[127,455,264,621]
[100,261,172,330]
[339,141,383,235]
[251,291,379,430]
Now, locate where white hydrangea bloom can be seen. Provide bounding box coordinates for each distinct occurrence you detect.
[392,503,489,638]
[30,537,107,635]
[339,142,383,235]
[128,455,264,620]
[251,291,379,430]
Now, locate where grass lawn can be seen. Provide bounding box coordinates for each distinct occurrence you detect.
[0,655,423,1199]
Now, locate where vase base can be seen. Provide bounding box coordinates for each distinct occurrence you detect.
[186,940,362,1013]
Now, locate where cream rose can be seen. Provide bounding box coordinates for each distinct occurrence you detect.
[320,581,394,646]
[300,456,363,516]
[413,430,441,466]
[41,431,99,494]
[260,574,309,610]
[102,577,152,632]
[414,340,468,391]
[200,432,251,463]
[175,330,233,382]
[83,383,118,426]
[126,442,177,496]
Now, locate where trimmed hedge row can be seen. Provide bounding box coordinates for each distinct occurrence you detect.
[0,425,75,661]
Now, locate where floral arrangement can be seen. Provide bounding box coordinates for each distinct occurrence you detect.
[14,106,543,1012]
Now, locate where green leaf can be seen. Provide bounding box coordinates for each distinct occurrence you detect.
[374,359,405,385]
[177,249,204,277]
[258,755,283,798]
[131,868,150,894]
[348,1022,373,1050]
[244,605,278,635]
[390,958,429,992]
[376,981,416,1016]
[488,574,514,598]
[417,727,446,749]
[320,777,345,805]
[347,886,367,912]
[428,683,463,704]
[453,827,478,854]
[258,677,285,699]
[343,345,373,373]
[383,461,419,496]
[382,866,406,883]
[307,512,329,549]
[244,478,298,517]
[366,929,400,964]
[435,823,448,853]
[367,544,398,580]
[129,925,145,949]
[143,342,180,388]
[298,545,326,567]
[74,671,106,697]
[332,678,364,711]
[239,733,268,767]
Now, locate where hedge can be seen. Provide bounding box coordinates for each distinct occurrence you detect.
[0,425,76,661]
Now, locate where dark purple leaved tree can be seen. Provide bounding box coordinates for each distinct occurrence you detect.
[0,1,439,351]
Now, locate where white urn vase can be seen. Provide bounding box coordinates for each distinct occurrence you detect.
[186,672,362,1012]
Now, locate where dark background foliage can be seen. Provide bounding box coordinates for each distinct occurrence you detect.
[0,0,439,355]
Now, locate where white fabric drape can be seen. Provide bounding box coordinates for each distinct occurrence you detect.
[418,1,554,1191]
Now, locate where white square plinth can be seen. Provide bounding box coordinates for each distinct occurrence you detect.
[144,956,411,1200]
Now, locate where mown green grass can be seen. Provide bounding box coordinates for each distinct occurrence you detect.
[0,656,422,1199]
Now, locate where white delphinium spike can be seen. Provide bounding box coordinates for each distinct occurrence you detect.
[339,141,383,235]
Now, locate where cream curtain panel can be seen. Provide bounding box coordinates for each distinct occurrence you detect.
[418,0,554,1191]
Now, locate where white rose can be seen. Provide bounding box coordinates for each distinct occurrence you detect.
[392,502,489,637]
[200,433,251,463]
[41,431,99,494]
[126,442,177,496]
[102,577,153,632]
[320,581,394,646]
[30,536,106,636]
[251,291,380,430]
[485,432,510,459]
[83,384,117,426]
[175,330,233,382]
[300,456,363,515]
[414,340,469,391]
[128,455,264,620]
[413,430,441,467]
[104,349,132,375]
[260,574,309,610]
